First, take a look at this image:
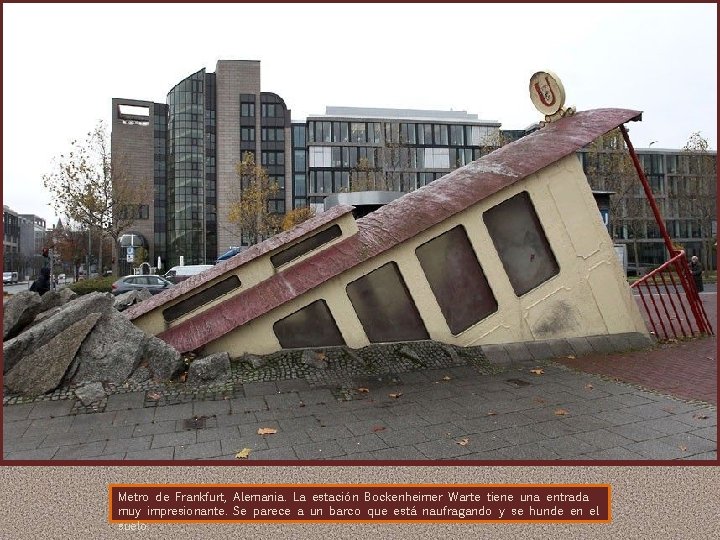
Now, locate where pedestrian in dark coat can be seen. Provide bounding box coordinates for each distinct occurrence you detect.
[689,255,704,292]
[29,267,51,296]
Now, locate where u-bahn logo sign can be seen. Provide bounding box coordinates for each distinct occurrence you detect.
[530,71,574,123]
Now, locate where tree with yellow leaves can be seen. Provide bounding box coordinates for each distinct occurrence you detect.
[227,152,282,246]
[281,206,316,231]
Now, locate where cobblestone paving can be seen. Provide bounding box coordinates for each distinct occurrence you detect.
[3,341,716,462]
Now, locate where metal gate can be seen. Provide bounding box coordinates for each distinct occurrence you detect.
[621,126,714,340]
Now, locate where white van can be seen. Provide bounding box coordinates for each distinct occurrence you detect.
[164,265,213,284]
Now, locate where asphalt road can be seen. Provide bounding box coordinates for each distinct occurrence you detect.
[3,279,74,296]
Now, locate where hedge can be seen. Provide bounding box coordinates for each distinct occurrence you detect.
[68,276,115,295]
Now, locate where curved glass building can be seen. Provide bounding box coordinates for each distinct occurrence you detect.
[112,60,292,269]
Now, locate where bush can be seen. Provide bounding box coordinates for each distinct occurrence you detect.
[68,276,115,295]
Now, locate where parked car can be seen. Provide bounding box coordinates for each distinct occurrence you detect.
[164,264,214,284]
[3,271,19,284]
[216,246,243,264]
[111,274,174,296]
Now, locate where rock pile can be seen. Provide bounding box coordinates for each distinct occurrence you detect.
[2,289,185,398]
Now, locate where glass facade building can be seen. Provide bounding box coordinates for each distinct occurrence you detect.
[580,146,717,272]
[113,61,292,266]
[166,69,208,265]
[112,59,716,273]
[299,107,501,214]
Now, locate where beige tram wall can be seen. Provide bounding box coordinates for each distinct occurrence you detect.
[203,153,648,357]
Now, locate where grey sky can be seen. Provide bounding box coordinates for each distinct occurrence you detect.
[2,3,717,226]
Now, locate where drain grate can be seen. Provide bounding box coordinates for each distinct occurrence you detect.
[182,416,207,429]
[506,378,532,387]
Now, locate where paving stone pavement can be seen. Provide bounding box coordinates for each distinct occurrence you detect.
[3,345,716,462]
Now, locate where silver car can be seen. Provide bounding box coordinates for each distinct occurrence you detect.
[111,275,173,296]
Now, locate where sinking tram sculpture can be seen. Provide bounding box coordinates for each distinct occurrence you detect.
[126,106,652,359]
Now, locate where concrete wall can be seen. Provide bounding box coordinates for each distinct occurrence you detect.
[203,154,647,357]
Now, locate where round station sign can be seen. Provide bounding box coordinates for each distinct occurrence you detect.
[529,71,566,116]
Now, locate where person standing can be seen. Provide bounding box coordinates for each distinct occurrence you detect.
[29,267,51,296]
[689,255,704,292]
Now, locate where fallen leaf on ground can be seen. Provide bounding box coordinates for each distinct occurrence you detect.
[487,410,497,416]
[679,445,688,452]
[456,438,469,446]
[147,392,161,401]
[567,355,576,360]
[554,408,570,416]
[442,376,452,381]
[357,387,370,393]
[372,425,386,433]
[235,448,252,459]
[693,413,709,420]
[257,428,278,435]
[389,393,403,399]
[585,383,594,390]
[529,369,544,375]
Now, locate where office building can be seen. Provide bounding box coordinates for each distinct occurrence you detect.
[579,146,717,272]
[297,107,501,214]
[2,205,47,277]
[112,60,291,272]
[113,59,716,272]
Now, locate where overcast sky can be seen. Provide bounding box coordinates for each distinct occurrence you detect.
[3,3,717,225]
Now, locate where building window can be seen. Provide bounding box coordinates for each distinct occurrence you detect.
[350,122,366,143]
[308,146,332,168]
[261,103,279,118]
[416,226,497,334]
[399,123,416,145]
[241,102,255,117]
[293,125,306,147]
[261,151,285,166]
[423,148,450,169]
[449,125,465,146]
[294,150,306,171]
[262,128,285,142]
[346,262,429,343]
[273,300,345,348]
[241,127,255,142]
[483,191,559,296]
[368,122,382,143]
[117,204,150,220]
[433,124,448,145]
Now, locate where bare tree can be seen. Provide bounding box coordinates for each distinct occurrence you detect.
[582,129,650,272]
[227,152,281,246]
[349,157,388,192]
[42,121,148,276]
[681,132,717,270]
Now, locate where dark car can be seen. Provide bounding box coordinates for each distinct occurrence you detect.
[111,274,174,296]
[215,246,242,264]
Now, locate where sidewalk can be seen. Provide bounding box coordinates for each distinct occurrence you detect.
[3,335,715,462]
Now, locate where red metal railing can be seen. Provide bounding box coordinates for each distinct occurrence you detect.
[631,250,714,340]
[620,125,714,340]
